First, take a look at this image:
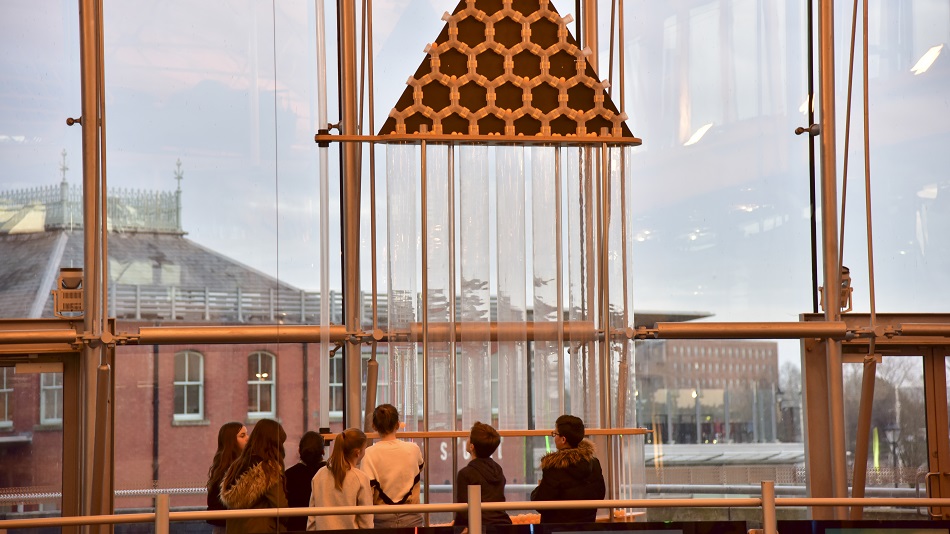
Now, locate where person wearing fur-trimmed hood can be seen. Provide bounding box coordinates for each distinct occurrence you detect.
[530,415,606,524]
[220,419,289,534]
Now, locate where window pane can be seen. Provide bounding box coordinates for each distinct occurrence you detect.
[185,385,200,415]
[259,383,272,413]
[174,353,187,382]
[248,384,259,413]
[173,386,185,415]
[187,352,201,381]
[0,367,11,427]
[248,355,260,381]
[258,353,273,379]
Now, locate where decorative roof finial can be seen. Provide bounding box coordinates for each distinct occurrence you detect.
[174,158,184,192]
[59,149,69,183]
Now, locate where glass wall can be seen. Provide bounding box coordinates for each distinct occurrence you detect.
[2,0,950,523]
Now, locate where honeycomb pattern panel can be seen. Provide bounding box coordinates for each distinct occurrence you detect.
[379,0,633,138]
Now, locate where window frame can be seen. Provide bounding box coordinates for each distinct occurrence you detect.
[247,351,277,419]
[173,350,205,422]
[0,367,12,429]
[40,372,63,426]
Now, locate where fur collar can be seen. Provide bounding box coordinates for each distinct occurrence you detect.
[539,439,596,470]
[220,460,283,510]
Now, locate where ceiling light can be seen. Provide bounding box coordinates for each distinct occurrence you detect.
[911,44,943,75]
[684,123,713,146]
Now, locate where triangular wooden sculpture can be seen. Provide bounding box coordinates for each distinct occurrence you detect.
[379,0,635,139]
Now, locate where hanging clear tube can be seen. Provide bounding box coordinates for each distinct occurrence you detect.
[458,145,492,427]
[531,146,562,426]
[387,144,419,430]
[607,146,635,428]
[315,0,330,429]
[424,144,455,431]
[567,147,602,425]
[495,146,528,430]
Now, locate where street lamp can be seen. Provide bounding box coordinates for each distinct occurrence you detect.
[883,422,901,488]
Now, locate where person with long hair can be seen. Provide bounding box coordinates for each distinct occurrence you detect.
[220,419,288,534]
[285,431,326,531]
[359,404,424,528]
[207,422,249,534]
[306,428,372,530]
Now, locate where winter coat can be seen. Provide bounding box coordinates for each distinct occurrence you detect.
[220,459,288,534]
[454,457,512,526]
[530,439,606,524]
[207,474,228,527]
[285,461,325,532]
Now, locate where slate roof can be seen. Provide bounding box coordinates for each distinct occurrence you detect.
[0,230,300,320]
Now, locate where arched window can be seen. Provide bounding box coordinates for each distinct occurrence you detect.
[173,351,204,421]
[248,351,276,419]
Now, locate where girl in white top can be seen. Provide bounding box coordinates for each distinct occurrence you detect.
[307,428,373,531]
[360,404,425,528]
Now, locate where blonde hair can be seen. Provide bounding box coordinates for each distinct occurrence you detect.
[327,428,366,490]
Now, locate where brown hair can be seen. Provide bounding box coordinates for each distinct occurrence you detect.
[207,422,244,490]
[298,431,326,466]
[221,418,287,491]
[327,428,367,490]
[469,421,501,458]
[371,404,400,435]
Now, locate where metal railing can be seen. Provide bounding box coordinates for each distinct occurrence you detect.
[4,483,950,534]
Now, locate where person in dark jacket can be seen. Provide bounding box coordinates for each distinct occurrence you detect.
[454,422,512,527]
[285,431,326,531]
[220,419,288,534]
[530,415,605,524]
[207,422,249,534]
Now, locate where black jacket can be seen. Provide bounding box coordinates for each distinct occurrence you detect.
[454,457,512,526]
[207,475,228,527]
[530,439,605,524]
[284,461,325,532]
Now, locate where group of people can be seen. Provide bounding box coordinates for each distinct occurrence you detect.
[206,406,605,532]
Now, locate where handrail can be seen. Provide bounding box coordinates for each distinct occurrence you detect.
[5,483,950,533]
[327,428,651,439]
[3,482,923,505]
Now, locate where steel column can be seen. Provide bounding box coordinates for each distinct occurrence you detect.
[338,0,363,429]
[818,0,848,515]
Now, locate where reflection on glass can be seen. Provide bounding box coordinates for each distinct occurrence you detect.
[0,363,64,516]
